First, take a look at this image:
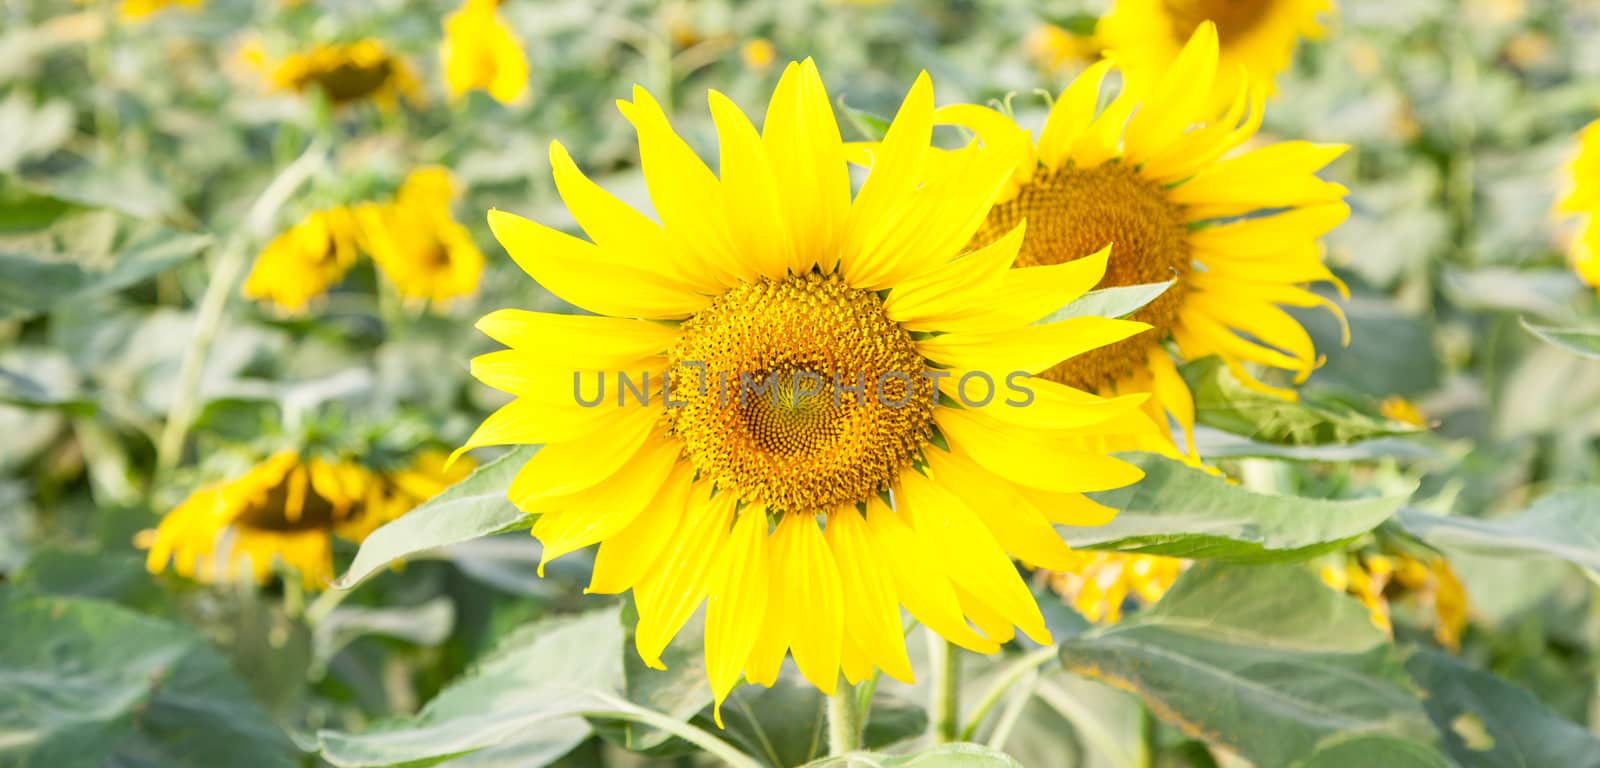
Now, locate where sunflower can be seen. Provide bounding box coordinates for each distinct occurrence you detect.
[1558,119,1600,290]
[243,206,364,314]
[357,167,485,307]
[460,60,1159,718]
[1321,550,1468,650]
[1023,23,1101,76]
[926,23,1349,456]
[264,39,422,109]
[142,450,472,589]
[1098,0,1330,100]
[1041,552,1186,623]
[119,0,201,19]
[441,0,529,105]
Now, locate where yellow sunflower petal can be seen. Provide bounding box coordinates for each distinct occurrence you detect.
[935,407,1146,493]
[772,513,844,694]
[825,506,915,684]
[705,508,770,726]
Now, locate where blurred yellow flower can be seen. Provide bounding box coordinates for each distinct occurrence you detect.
[463,60,1153,718]
[358,168,485,308]
[140,450,473,590]
[1023,23,1101,75]
[441,0,529,105]
[1558,119,1600,290]
[242,206,363,314]
[1321,550,1468,650]
[1044,552,1185,623]
[1099,0,1331,100]
[938,24,1349,458]
[740,38,777,71]
[1379,396,1426,427]
[263,39,423,109]
[119,0,201,20]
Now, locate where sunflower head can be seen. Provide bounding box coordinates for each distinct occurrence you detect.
[932,22,1349,457]
[242,206,364,314]
[1098,0,1331,99]
[441,0,529,105]
[267,39,422,109]
[1321,549,1469,650]
[462,60,1167,718]
[1043,552,1186,623]
[357,167,485,308]
[141,449,474,589]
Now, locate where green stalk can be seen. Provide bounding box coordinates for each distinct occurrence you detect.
[826,680,863,758]
[961,646,1056,741]
[153,143,326,480]
[928,629,961,743]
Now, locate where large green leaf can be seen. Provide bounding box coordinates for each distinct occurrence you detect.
[0,588,298,768]
[0,218,210,321]
[1404,649,1600,768]
[1521,318,1600,359]
[1397,489,1600,576]
[334,445,538,589]
[1181,356,1424,445]
[1299,735,1459,768]
[805,743,1024,767]
[316,608,622,767]
[1070,453,1408,561]
[1060,563,1436,767]
[594,599,712,755]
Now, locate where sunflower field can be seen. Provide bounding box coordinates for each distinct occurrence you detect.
[5,0,1600,766]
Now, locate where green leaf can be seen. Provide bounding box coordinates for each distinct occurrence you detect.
[1404,649,1600,768]
[0,588,299,768]
[0,366,95,415]
[1181,356,1423,445]
[1397,489,1600,575]
[316,608,623,767]
[311,598,455,671]
[836,98,891,141]
[0,221,210,321]
[334,445,538,589]
[1072,453,1409,562]
[1521,317,1600,360]
[594,599,712,756]
[1037,280,1174,323]
[709,677,928,768]
[805,743,1024,767]
[1060,563,1436,767]
[1298,735,1459,768]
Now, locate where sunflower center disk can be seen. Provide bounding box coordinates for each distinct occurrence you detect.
[666,272,933,515]
[1160,0,1271,43]
[969,162,1192,392]
[233,474,342,533]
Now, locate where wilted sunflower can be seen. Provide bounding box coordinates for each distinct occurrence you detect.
[1322,550,1468,650]
[243,206,364,314]
[142,450,472,589]
[1098,0,1330,99]
[1041,552,1186,623]
[119,0,201,19]
[263,39,422,109]
[441,0,529,105]
[357,167,485,307]
[932,23,1349,455]
[461,60,1157,718]
[1558,119,1600,290]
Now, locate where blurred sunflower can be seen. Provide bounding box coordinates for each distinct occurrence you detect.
[357,167,485,308]
[243,206,363,314]
[1322,550,1468,650]
[1098,0,1329,100]
[441,0,529,105]
[1558,119,1600,290]
[933,23,1349,456]
[1042,552,1185,623]
[141,450,472,589]
[261,39,422,109]
[461,60,1157,718]
[119,0,201,19]
[1023,23,1101,76]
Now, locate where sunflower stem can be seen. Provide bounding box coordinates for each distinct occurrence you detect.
[928,629,960,743]
[827,680,863,757]
[152,142,325,483]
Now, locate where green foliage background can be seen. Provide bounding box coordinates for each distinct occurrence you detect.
[3,0,1600,766]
